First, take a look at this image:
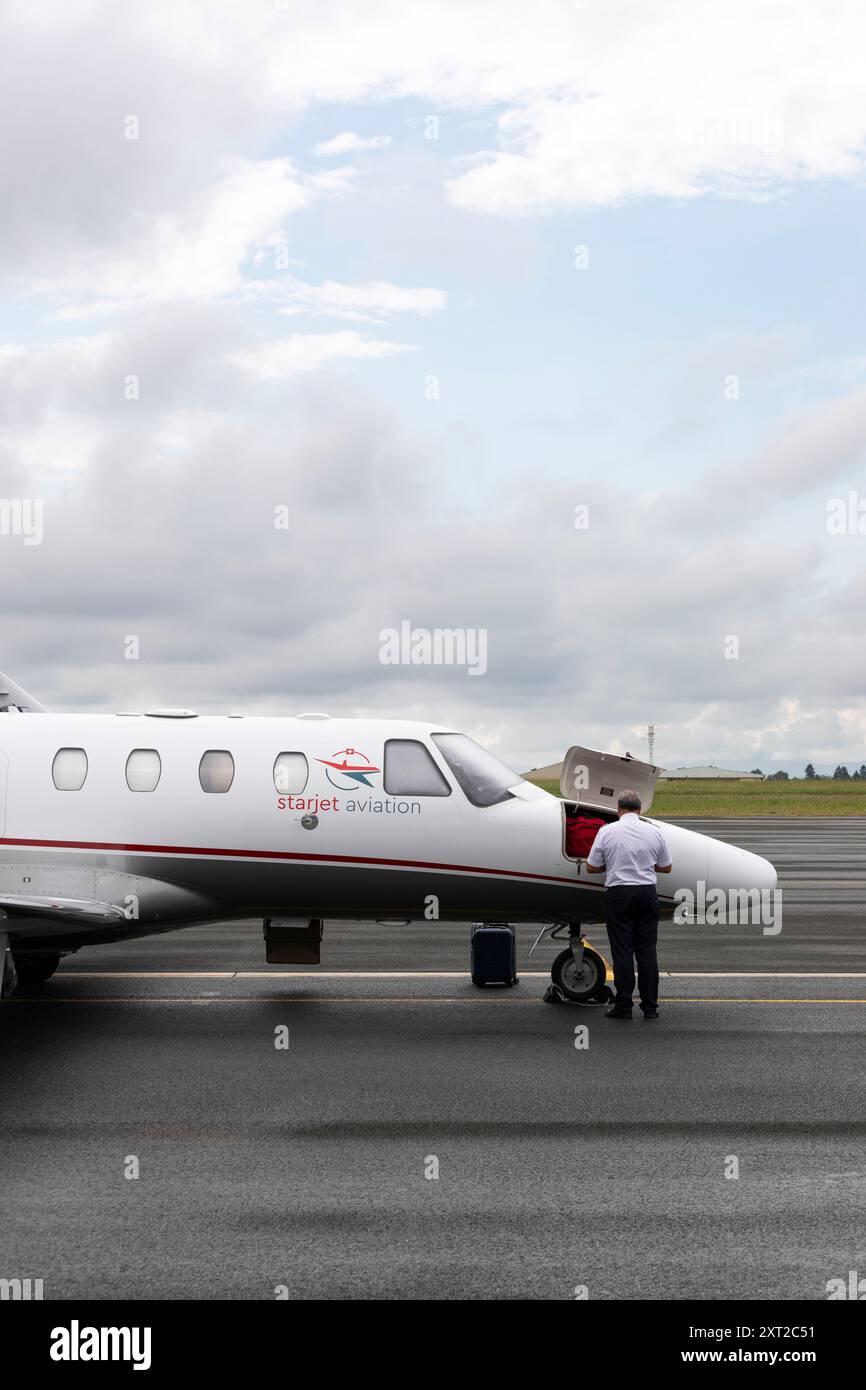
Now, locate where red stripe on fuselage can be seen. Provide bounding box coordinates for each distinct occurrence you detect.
[0,836,596,888]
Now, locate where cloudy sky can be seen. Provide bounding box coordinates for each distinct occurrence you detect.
[3,0,866,773]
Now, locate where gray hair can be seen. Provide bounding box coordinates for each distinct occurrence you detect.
[617,789,642,812]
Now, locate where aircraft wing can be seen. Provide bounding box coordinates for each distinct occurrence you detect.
[0,895,126,924]
[0,669,47,713]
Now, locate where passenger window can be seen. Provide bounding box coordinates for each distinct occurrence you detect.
[384,739,451,796]
[126,749,162,792]
[199,750,235,793]
[273,752,309,794]
[52,747,88,791]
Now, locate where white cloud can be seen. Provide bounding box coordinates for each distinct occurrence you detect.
[228,331,416,376]
[7,2,866,236]
[301,164,360,199]
[3,0,866,313]
[120,1,866,215]
[314,132,391,156]
[5,2,866,771]
[31,160,309,315]
[5,312,866,769]
[277,278,446,323]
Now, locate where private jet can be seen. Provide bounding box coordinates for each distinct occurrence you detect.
[0,668,777,1002]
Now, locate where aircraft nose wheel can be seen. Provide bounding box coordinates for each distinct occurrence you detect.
[550,945,608,1003]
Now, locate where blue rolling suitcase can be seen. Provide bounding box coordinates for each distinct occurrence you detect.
[471,923,518,988]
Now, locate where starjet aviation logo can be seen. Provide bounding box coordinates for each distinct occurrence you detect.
[317,748,380,791]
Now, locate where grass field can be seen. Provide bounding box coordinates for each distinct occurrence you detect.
[533,777,866,817]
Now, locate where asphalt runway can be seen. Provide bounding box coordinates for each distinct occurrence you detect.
[2,818,866,1300]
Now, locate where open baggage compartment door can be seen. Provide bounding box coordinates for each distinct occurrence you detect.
[560,745,663,863]
[560,745,661,816]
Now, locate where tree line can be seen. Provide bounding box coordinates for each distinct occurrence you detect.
[747,765,866,780]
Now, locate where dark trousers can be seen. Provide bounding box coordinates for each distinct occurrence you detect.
[605,884,660,1012]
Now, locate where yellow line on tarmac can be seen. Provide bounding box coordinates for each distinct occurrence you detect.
[665,971,866,979]
[8,995,866,1005]
[8,996,539,1005]
[52,973,569,990]
[667,997,866,1004]
[57,969,866,980]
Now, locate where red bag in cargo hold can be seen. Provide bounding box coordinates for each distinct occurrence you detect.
[565,815,606,858]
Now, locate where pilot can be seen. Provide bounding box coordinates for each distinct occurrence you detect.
[585,789,672,1020]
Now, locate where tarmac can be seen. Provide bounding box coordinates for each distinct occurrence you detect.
[1,818,864,1299]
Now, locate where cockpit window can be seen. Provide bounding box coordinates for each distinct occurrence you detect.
[384,739,451,796]
[431,733,518,808]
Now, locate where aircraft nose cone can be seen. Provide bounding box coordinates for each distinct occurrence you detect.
[708,841,777,893]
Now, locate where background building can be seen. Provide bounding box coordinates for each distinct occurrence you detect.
[659,766,764,780]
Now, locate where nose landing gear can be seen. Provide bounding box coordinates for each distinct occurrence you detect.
[0,934,17,998]
[1,941,63,995]
[531,922,612,1005]
[11,951,61,989]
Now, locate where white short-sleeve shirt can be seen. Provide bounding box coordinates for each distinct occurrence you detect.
[586,812,672,887]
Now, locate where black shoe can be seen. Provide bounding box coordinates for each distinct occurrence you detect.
[642,1009,659,1019]
[605,1006,632,1019]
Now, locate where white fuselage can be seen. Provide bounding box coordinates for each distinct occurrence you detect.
[0,713,777,950]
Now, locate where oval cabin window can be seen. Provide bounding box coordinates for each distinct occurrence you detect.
[52,748,88,791]
[126,749,162,792]
[273,752,309,795]
[199,750,235,794]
